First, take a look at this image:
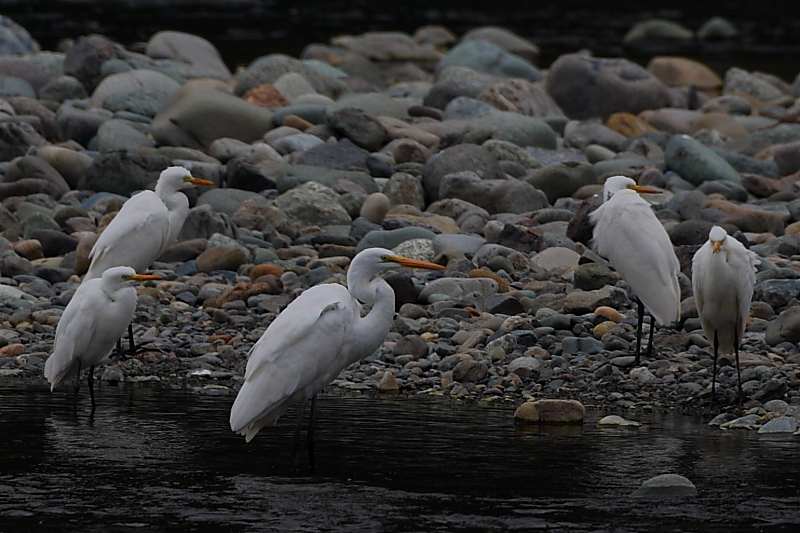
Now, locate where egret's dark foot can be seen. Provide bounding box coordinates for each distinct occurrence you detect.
[112,338,128,361]
[307,395,317,474]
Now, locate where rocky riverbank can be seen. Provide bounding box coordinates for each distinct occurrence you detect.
[1,15,800,429]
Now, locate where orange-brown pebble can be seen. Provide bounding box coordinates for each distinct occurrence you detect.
[243,84,289,108]
[249,263,285,281]
[207,334,233,344]
[605,112,659,137]
[594,306,624,323]
[282,114,314,131]
[13,239,43,260]
[0,343,25,357]
[592,320,617,340]
[469,268,509,293]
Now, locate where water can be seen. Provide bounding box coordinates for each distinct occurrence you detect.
[1,386,799,532]
[4,1,800,79]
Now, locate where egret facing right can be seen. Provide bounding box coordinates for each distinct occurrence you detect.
[590,176,681,365]
[44,266,161,412]
[692,226,758,403]
[229,247,445,471]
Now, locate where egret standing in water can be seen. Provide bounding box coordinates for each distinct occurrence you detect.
[590,176,681,365]
[44,266,161,412]
[229,247,445,470]
[84,166,213,351]
[692,226,757,403]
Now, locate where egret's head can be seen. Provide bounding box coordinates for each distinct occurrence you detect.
[349,247,445,282]
[157,166,214,192]
[100,266,162,287]
[602,175,658,202]
[709,225,727,253]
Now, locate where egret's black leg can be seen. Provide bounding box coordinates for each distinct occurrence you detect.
[734,324,743,406]
[127,323,136,354]
[634,298,645,366]
[307,394,317,473]
[291,399,309,472]
[88,365,96,414]
[711,330,719,405]
[73,359,82,412]
[645,313,656,357]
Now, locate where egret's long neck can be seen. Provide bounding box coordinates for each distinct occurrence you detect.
[156,186,190,246]
[346,270,396,365]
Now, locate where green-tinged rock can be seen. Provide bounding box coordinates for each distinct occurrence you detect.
[665,134,741,184]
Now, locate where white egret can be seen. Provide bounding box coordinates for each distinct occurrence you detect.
[84,166,212,352]
[590,175,681,365]
[85,166,214,280]
[229,247,445,470]
[692,225,757,403]
[44,266,161,411]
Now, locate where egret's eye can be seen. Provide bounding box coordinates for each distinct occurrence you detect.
[380,255,391,262]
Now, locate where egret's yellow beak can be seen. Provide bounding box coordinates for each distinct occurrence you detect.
[712,241,722,252]
[125,274,163,282]
[183,176,215,186]
[388,256,446,270]
[629,184,659,194]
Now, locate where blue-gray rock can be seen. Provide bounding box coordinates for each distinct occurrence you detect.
[723,67,785,102]
[421,143,504,203]
[356,226,437,253]
[447,110,558,149]
[89,69,182,118]
[710,147,778,178]
[146,30,232,80]
[546,54,676,120]
[697,16,739,40]
[78,151,169,196]
[326,107,387,152]
[773,141,800,176]
[0,16,40,54]
[424,76,492,110]
[197,187,269,216]
[4,155,70,199]
[271,104,331,126]
[483,293,524,315]
[754,279,800,310]
[0,74,35,98]
[439,171,548,214]
[269,133,324,154]
[273,181,351,228]
[223,158,277,192]
[261,162,378,194]
[177,204,235,242]
[433,234,486,257]
[624,19,694,43]
[765,306,800,346]
[150,84,274,150]
[0,121,47,161]
[95,118,154,153]
[29,229,78,256]
[757,416,798,434]
[522,162,596,204]
[235,54,346,98]
[55,103,113,147]
[63,35,120,91]
[665,135,741,185]
[296,137,369,170]
[437,40,543,81]
[631,474,697,498]
[441,96,496,120]
[38,75,87,102]
[420,277,498,301]
[727,124,800,157]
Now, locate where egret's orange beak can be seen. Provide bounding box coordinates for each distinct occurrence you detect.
[712,241,722,252]
[131,274,162,281]
[188,177,215,186]
[390,256,446,270]
[631,185,659,194]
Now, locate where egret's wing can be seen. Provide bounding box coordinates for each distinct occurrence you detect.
[86,191,170,278]
[592,192,680,325]
[731,241,758,335]
[230,284,355,437]
[44,281,103,388]
[691,241,711,315]
[242,284,353,381]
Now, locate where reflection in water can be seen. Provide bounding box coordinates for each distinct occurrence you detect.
[1,387,799,532]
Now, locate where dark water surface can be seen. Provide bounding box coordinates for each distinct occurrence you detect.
[4,0,800,79]
[1,387,799,532]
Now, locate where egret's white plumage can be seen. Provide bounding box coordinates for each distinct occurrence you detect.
[230,247,445,444]
[44,266,161,407]
[590,176,681,327]
[692,225,758,400]
[84,166,213,280]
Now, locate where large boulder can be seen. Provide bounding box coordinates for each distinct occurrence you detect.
[273,181,352,228]
[421,143,504,204]
[146,30,232,80]
[150,84,274,150]
[546,54,677,120]
[437,40,543,81]
[78,151,170,196]
[439,171,548,214]
[89,69,181,117]
[0,15,40,55]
